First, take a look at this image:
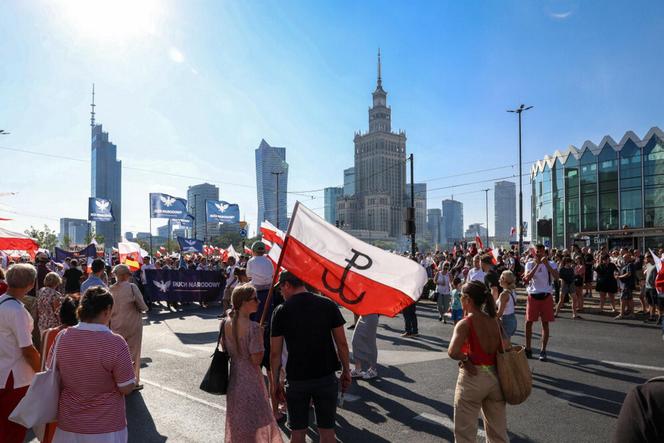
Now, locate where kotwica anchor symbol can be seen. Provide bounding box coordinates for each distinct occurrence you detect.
[321,248,373,304]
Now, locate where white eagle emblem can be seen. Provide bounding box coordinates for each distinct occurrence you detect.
[153,280,171,293]
[215,202,229,212]
[185,240,197,246]
[160,196,177,207]
[95,199,110,211]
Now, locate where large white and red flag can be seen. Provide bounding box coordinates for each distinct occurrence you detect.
[475,234,484,250]
[260,221,285,265]
[279,203,428,317]
[649,249,664,294]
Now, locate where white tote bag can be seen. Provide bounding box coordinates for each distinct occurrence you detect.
[9,333,62,428]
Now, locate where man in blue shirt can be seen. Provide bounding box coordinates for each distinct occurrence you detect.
[80,259,108,294]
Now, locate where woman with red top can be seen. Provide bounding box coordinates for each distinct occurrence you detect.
[448,280,507,443]
[50,287,136,443]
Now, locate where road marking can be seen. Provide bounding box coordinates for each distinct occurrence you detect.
[414,412,486,439]
[342,393,361,402]
[601,361,664,372]
[156,348,194,358]
[142,378,225,411]
[184,344,215,353]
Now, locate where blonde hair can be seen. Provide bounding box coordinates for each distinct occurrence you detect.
[230,284,257,352]
[6,264,37,289]
[44,272,62,288]
[500,270,517,290]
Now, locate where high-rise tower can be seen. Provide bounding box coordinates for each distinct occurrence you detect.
[255,139,288,230]
[349,50,407,238]
[90,85,122,248]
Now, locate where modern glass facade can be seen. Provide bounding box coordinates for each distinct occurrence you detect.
[531,128,664,249]
[323,187,343,224]
[91,124,121,248]
[255,139,288,230]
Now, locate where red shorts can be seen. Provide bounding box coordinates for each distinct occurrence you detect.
[526,294,555,322]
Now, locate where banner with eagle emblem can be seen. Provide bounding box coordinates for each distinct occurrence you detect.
[205,199,240,224]
[150,193,188,219]
[88,197,114,222]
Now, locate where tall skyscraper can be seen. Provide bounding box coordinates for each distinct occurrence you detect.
[324,187,343,225]
[407,183,427,240]
[90,85,122,248]
[187,183,220,241]
[255,139,288,230]
[339,50,407,238]
[441,199,464,246]
[494,180,516,242]
[59,218,89,246]
[343,167,356,196]
[427,208,442,246]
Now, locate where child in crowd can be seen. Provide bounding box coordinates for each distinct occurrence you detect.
[450,277,464,324]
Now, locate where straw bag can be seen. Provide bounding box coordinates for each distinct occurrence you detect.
[9,333,62,428]
[495,321,532,405]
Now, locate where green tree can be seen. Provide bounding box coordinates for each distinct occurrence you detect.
[25,225,58,252]
[84,227,104,245]
[61,234,72,249]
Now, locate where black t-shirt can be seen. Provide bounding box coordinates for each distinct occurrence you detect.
[584,253,594,267]
[484,268,500,290]
[613,377,664,443]
[271,292,345,381]
[63,268,83,293]
[595,263,617,283]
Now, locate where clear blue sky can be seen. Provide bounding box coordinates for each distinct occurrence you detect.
[1,0,663,240]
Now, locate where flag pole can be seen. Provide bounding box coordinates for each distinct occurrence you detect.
[148,194,153,256]
[259,201,300,327]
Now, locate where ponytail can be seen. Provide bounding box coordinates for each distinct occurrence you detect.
[461,280,497,318]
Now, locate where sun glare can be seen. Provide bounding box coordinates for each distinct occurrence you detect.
[53,0,164,44]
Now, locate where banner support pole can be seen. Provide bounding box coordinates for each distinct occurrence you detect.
[149,195,153,256]
[259,201,300,327]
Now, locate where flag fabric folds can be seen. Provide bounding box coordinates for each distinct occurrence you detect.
[205,200,240,224]
[279,203,428,317]
[475,234,484,250]
[649,249,664,294]
[150,193,188,219]
[88,197,114,222]
[177,236,203,253]
[118,241,144,271]
[260,221,284,265]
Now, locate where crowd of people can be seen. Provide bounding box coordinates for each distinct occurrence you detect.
[1,239,663,442]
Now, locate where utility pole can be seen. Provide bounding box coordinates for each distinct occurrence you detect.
[483,188,490,248]
[409,153,416,258]
[507,104,533,256]
[271,171,284,230]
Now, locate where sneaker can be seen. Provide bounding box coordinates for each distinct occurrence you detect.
[614,314,624,320]
[525,348,533,359]
[350,368,364,379]
[410,333,419,338]
[438,316,443,322]
[362,368,378,380]
[539,351,548,362]
[400,332,412,337]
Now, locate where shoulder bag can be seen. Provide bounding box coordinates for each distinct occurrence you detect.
[9,331,63,427]
[495,320,532,405]
[199,318,230,395]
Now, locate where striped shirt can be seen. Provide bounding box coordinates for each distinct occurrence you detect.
[51,323,135,434]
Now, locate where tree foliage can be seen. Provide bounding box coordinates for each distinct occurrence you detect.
[25,225,58,252]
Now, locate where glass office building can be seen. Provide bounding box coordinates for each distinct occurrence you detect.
[531,127,664,250]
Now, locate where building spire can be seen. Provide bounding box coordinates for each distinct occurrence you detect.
[90,83,96,128]
[377,48,382,88]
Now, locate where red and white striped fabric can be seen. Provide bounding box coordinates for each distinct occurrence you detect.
[260,221,285,266]
[280,203,428,317]
[649,249,664,294]
[474,234,484,250]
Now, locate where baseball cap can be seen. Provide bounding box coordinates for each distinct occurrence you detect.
[273,270,302,289]
[251,241,266,253]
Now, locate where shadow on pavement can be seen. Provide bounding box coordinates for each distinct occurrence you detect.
[547,350,647,384]
[127,392,168,443]
[174,330,219,345]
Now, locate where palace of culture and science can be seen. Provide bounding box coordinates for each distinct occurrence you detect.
[336,51,408,241]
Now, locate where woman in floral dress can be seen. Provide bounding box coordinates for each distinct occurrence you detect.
[223,284,282,443]
[37,272,64,332]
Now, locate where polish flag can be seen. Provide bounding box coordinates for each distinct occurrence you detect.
[227,244,240,261]
[221,249,229,262]
[649,249,664,294]
[475,234,484,250]
[279,203,428,317]
[485,244,499,265]
[118,241,144,271]
[260,221,285,247]
[244,246,252,255]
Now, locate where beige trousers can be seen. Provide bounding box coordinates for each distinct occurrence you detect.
[454,367,508,443]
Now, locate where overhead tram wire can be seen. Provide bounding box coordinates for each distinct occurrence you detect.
[1,144,536,202]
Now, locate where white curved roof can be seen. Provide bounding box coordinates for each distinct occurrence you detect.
[530,126,664,177]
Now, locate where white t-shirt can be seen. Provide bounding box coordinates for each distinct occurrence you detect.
[141,263,155,284]
[525,259,558,294]
[225,265,238,289]
[0,294,35,389]
[246,256,275,288]
[435,272,451,294]
[467,267,486,283]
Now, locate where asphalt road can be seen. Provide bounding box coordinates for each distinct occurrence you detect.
[26,294,664,442]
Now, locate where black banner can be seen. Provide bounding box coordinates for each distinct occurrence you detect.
[144,269,224,302]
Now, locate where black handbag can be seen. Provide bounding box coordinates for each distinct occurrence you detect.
[199,318,230,395]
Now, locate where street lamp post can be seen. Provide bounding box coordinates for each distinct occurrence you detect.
[483,188,490,248]
[507,104,533,256]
